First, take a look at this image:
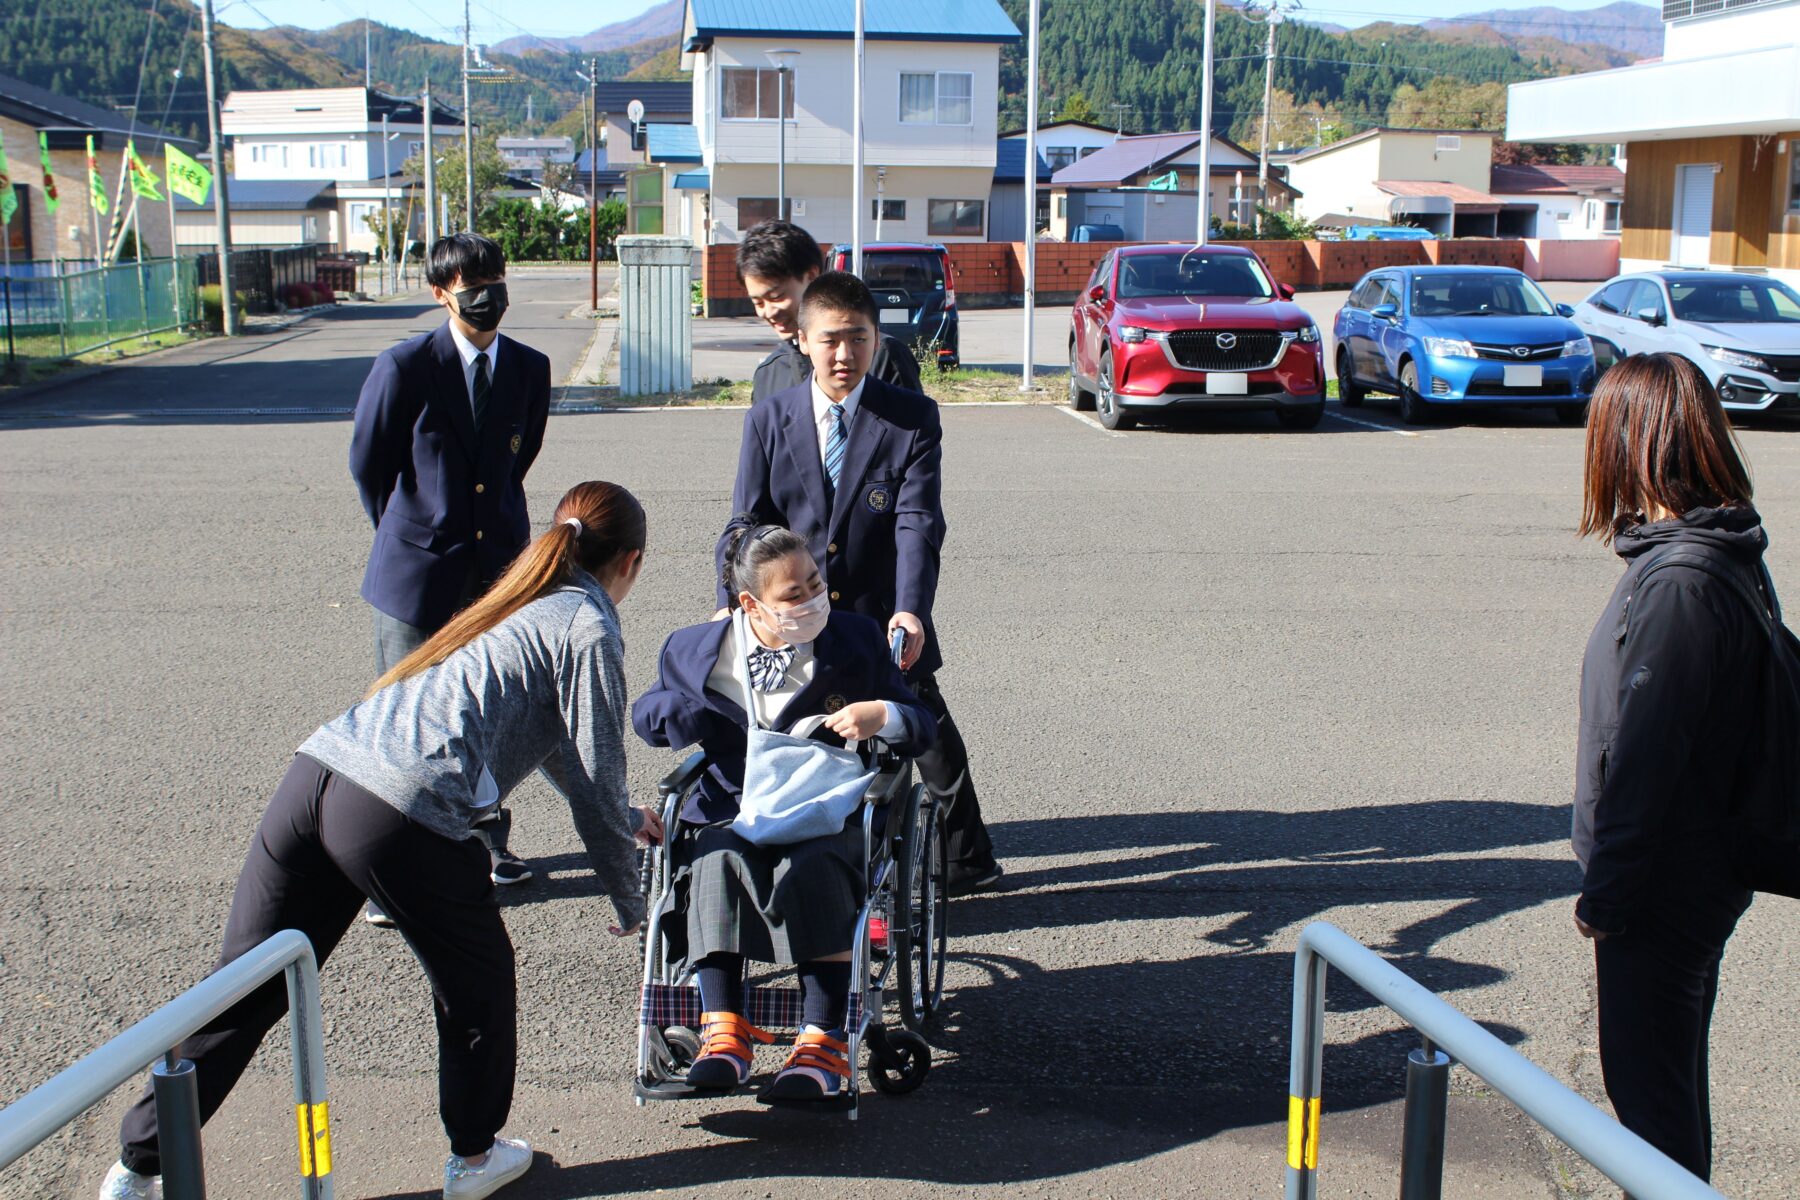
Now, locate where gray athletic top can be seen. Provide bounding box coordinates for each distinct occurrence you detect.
[300,570,643,929]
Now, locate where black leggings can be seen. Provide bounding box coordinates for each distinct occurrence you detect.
[118,755,515,1173]
[1594,874,1749,1185]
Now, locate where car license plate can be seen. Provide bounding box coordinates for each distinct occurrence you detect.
[1504,364,1544,388]
[1206,373,1249,395]
[880,307,909,324]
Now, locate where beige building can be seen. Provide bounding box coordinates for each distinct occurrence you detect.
[678,0,1021,245]
[1285,128,1499,236]
[1,71,198,263]
[1507,0,1799,286]
[220,86,464,255]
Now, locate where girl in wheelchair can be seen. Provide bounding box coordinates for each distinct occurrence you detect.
[631,522,936,1104]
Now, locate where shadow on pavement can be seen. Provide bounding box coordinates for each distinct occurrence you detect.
[454,798,1560,1194]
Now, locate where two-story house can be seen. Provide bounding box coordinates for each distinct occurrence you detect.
[1284,128,1502,237]
[1506,0,1799,284]
[678,0,1021,245]
[990,119,1122,241]
[221,87,465,255]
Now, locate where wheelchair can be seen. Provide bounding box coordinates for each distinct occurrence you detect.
[633,649,950,1120]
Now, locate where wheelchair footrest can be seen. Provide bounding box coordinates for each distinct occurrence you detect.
[634,1077,705,1102]
[756,1091,858,1113]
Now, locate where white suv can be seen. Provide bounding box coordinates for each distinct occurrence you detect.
[1572,272,1800,411]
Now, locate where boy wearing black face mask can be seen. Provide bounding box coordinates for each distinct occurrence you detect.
[351,232,551,910]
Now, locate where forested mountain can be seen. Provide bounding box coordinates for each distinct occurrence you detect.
[0,0,677,146]
[7,0,1642,155]
[491,0,684,57]
[992,0,1634,144]
[1422,2,1662,59]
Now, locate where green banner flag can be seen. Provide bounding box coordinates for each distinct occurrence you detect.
[0,129,17,228]
[87,135,108,216]
[163,142,212,206]
[126,140,163,201]
[38,131,59,213]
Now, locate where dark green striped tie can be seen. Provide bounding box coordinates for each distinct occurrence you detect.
[472,351,491,433]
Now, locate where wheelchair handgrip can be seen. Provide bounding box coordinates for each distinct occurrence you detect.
[657,750,709,800]
[889,628,906,668]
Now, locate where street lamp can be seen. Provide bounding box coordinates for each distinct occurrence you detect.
[766,47,799,217]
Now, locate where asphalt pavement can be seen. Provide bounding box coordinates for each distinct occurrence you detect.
[4,271,1799,1200]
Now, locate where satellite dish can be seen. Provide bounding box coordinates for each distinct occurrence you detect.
[627,99,645,125]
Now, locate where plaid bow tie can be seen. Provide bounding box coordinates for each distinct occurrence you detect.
[747,644,797,692]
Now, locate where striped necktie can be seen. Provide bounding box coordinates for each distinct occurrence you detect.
[824,403,848,494]
[472,351,491,433]
[747,644,797,692]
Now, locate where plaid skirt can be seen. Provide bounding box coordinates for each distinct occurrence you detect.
[681,822,866,965]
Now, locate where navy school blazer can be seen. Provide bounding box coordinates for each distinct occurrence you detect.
[350,322,551,630]
[632,610,938,825]
[714,376,949,676]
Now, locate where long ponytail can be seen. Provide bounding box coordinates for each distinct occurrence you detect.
[368,480,647,696]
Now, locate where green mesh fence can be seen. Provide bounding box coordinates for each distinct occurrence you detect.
[1,258,200,364]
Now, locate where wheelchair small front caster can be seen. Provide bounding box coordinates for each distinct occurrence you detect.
[867,1028,931,1095]
[663,1026,700,1070]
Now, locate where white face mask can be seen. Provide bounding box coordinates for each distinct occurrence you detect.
[754,589,830,645]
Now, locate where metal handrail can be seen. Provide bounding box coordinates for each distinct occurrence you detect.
[0,929,332,1199]
[1286,920,1726,1200]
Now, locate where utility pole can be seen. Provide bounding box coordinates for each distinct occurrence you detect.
[1196,0,1216,246]
[1109,103,1132,137]
[1255,1,1281,234]
[851,0,866,275]
[198,0,236,335]
[462,0,476,232]
[573,58,598,311]
[423,81,436,249]
[1021,0,1041,392]
[381,112,395,293]
[365,7,372,90]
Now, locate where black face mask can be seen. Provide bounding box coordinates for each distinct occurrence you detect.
[452,282,508,333]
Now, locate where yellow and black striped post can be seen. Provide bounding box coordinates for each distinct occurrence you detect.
[1285,945,1327,1199]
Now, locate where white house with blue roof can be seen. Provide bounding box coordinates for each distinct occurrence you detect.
[677,0,1021,244]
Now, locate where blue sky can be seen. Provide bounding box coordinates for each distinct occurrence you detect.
[216,0,1653,44]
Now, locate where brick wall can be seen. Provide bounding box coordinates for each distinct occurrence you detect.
[701,237,1585,315]
[1423,239,1527,270]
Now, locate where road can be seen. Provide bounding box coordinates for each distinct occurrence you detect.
[4,270,1799,1200]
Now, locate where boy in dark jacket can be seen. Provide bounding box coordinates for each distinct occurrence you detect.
[737,220,922,404]
[717,271,1000,893]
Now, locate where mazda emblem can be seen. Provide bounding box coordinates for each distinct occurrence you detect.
[1512,345,1530,358]
[1216,332,1238,350]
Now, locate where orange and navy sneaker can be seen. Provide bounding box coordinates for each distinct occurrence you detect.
[757,1027,851,1103]
[686,1011,773,1090]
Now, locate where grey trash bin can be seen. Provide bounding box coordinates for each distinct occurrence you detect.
[616,235,694,397]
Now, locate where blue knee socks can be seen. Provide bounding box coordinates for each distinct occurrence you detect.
[696,953,744,1014]
[799,960,852,1031]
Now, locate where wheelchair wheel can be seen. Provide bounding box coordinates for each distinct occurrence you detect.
[867,1028,931,1096]
[894,784,949,1033]
[663,1025,700,1069]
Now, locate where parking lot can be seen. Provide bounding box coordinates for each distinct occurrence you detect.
[5,272,1800,1199]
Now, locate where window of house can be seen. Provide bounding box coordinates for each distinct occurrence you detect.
[1055,195,1067,219]
[1044,146,1077,172]
[722,67,796,121]
[872,199,906,221]
[899,72,973,126]
[303,214,320,241]
[1601,200,1621,233]
[1554,208,1572,223]
[1787,141,1799,212]
[1079,146,1100,159]
[738,197,793,228]
[927,198,984,236]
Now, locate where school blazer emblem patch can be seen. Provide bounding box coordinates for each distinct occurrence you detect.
[865,485,892,513]
[824,694,848,713]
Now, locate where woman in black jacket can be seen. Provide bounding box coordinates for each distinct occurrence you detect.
[1575,352,1764,1183]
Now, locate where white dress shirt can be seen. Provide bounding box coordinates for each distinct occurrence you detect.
[447,321,501,417]
[705,618,904,744]
[809,376,867,466]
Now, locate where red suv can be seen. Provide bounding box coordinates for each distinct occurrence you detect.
[1068,244,1324,431]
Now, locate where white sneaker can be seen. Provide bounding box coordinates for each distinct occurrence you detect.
[98,1162,159,1200]
[443,1136,533,1199]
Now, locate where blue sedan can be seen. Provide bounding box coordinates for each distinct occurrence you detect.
[1332,266,1597,425]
